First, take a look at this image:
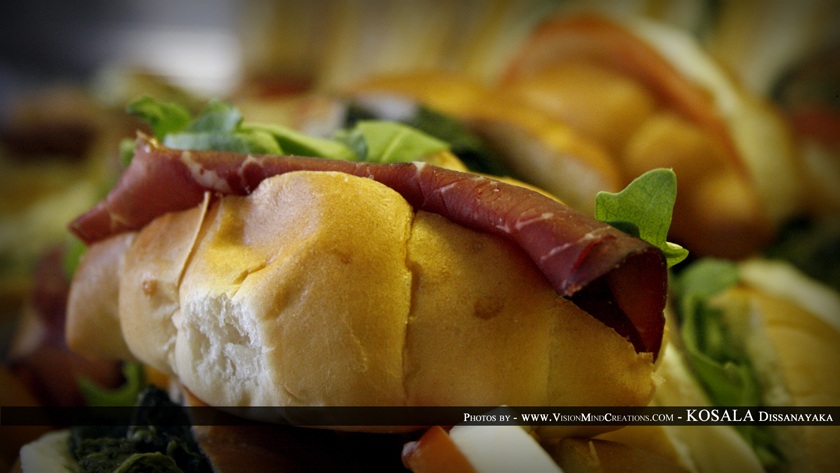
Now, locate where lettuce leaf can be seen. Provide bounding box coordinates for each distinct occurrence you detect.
[675,259,755,405]
[674,258,785,469]
[595,168,688,268]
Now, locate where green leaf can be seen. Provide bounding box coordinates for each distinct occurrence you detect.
[350,120,449,163]
[675,257,741,302]
[119,138,136,167]
[595,168,688,267]
[674,258,785,469]
[126,96,192,140]
[78,362,145,407]
[333,127,368,159]
[244,123,356,160]
[188,100,242,133]
[409,106,509,174]
[122,97,454,165]
[344,100,509,174]
[71,386,212,472]
[61,234,87,281]
[163,129,282,155]
[674,259,743,389]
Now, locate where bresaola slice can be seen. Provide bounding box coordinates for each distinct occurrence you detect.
[69,135,666,356]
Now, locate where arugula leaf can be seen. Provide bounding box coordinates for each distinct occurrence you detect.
[119,138,136,168]
[163,129,282,155]
[187,100,242,133]
[674,258,785,469]
[349,120,449,163]
[595,168,688,267]
[124,97,362,160]
[675,257,741,301]
[675,258,756,405]
[344,100,510,174]
[126,96,192,139]
[244,123,356,160]
[333,127,368,159]
[161,101,284,155]
[410,106,508,174]
[124,97,454,165]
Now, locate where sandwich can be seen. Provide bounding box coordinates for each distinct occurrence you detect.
[600,257,840,473]
[14,96,685,471]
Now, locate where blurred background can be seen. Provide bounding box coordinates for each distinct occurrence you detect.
[0,0,242,107]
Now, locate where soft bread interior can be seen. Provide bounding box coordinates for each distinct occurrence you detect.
[68,170,656,422]
[125,170,415,407]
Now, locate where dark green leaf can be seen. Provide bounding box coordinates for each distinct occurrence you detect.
[112,452,183,473]
[333,127,368,159]
[409,106,509,174]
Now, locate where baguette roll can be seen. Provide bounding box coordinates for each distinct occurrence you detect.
[68,170,658,434]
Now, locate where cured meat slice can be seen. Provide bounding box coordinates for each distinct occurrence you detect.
[70,136,666,356]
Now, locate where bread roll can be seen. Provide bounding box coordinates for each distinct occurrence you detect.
[69,170,656,428]
[499,11,801,257]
